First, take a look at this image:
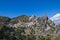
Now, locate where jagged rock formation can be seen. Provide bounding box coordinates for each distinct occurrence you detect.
[29,15,36,22]
[0,15,60,35]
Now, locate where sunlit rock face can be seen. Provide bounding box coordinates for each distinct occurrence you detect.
[29,15,36,22]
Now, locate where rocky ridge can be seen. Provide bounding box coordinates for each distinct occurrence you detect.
[0,15,60,35]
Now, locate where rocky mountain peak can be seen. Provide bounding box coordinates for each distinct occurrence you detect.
[29,15,36,22]
[41,14,48,20]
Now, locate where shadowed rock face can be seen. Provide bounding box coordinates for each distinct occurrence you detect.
[38,15,48,24]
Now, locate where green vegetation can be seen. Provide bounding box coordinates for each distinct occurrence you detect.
[10,15,29,24]
[0,25,60,40]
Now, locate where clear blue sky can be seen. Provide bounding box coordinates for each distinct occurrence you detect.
[0,0,60,18]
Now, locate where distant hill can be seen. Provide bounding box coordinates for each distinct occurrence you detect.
[0,16,11,23]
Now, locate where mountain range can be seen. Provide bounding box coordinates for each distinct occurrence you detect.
[0,14,60,35]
